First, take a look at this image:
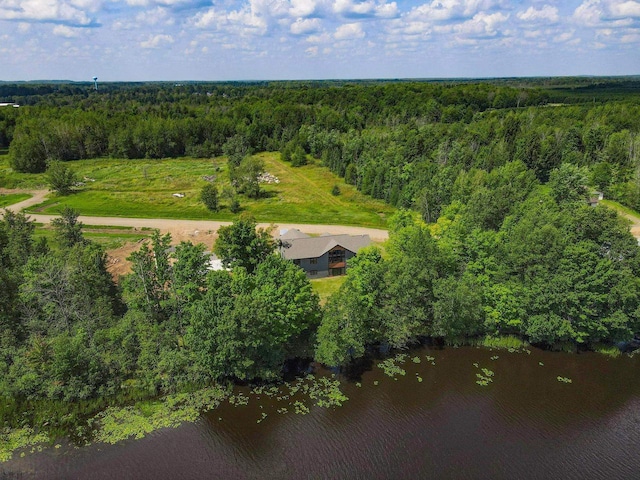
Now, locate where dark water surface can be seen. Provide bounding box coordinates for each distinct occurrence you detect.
[4,346,640,480]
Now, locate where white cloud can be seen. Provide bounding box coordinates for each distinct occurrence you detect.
[620,31,640,41]
[334,21,365,39]
[305,45,319,55]
[192,0,293,36]
[290,17,322,34]
[553,31,574,42]
[53,24,81,36]
[227,6,269,35]
[306,32,332,42]
[574,0,640,26]
[124,0,202,6]
[608,0,640,18]
[517,5,559,23]
[140,33,174,48]
[332,0,398,18]
[289,0,320,17]
[573,0,601,26]
[250,0,290,19]
[453,11,509,38]
[0,0,93,26]
[136,7,174,26]
[407,0,504,24]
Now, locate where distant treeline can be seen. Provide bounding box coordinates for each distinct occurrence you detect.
[2,79,639,213]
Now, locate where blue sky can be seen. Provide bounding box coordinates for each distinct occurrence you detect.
[1,0,639,81]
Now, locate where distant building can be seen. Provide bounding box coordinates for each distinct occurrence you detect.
[279,229,371,278]
[0,103,19,108]
[588,191,604,207]
[207,252,226,271]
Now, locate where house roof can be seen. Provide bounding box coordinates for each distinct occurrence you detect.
[280,233,371,260]
[280,228,311,240]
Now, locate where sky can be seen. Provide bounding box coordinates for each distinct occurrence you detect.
[0,0,639,81]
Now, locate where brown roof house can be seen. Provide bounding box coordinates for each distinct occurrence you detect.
[279,229,371,277]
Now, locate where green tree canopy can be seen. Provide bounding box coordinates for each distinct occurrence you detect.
[213,214,275,274]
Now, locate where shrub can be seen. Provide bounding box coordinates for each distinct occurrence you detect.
[200,184,219,212]
[47,161,78,196]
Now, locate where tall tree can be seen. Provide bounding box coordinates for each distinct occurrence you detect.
[214,214,275,274]
[51,207,84,248]
[47,161,78,196]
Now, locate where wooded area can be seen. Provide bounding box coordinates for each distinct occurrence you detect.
[1,78,639,437]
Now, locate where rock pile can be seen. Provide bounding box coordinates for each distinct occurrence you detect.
[258,172,280,184]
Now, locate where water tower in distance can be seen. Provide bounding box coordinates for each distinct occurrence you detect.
[92,76,98,91]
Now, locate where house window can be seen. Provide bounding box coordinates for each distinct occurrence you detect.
[329,249,345,264]
[310,258,318,265]
[309,270,317,276]
[293,259,300,265]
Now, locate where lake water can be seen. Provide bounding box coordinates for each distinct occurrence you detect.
[4,346,640,480]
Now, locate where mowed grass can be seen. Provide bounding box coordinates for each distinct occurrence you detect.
[0,193,31,207]
[310,276,346,305]
[17,153,393,227]
[34,224,151,249]
[600,199,640,222]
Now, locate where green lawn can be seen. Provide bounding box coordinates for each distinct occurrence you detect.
[34,224,151,249]
[0,193,31,208]
[310,276,346,305]
[11,153,393,227]
[600,199,640,222]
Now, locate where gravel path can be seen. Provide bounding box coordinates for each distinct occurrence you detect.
[0,188,49,211]
[1,189,389,241]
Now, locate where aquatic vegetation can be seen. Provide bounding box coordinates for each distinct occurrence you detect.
[0,427,50,463]
[256,412,268,424]
[93,386,228,445]
[481,335,528,350]
[228,393,250,406]
[412,356,421,363]
[293,401,310,415]
[490,356,499,361]
[594,344,622,358]
[303,377,349,408]
[378,354,408,378]
[474,364,495,387]
[557,376,573,384]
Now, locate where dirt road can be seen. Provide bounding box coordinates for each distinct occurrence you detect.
[620,213,640,238]
[1,189,389,241]
[0,189,49,211]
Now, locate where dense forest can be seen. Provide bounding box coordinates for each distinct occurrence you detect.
[1,78,640,436]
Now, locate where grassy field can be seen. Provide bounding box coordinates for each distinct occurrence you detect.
[310,276,346,305]
[1,152,394,227]
[0,193,31,208]
[600,199,640,222]
[0,155,48,190]
[34,224,151,249]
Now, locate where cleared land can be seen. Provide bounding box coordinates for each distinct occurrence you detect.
[601,199,640,238]
[0,193,30,208]
[1,153,393,228]
[310,276,347,305]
